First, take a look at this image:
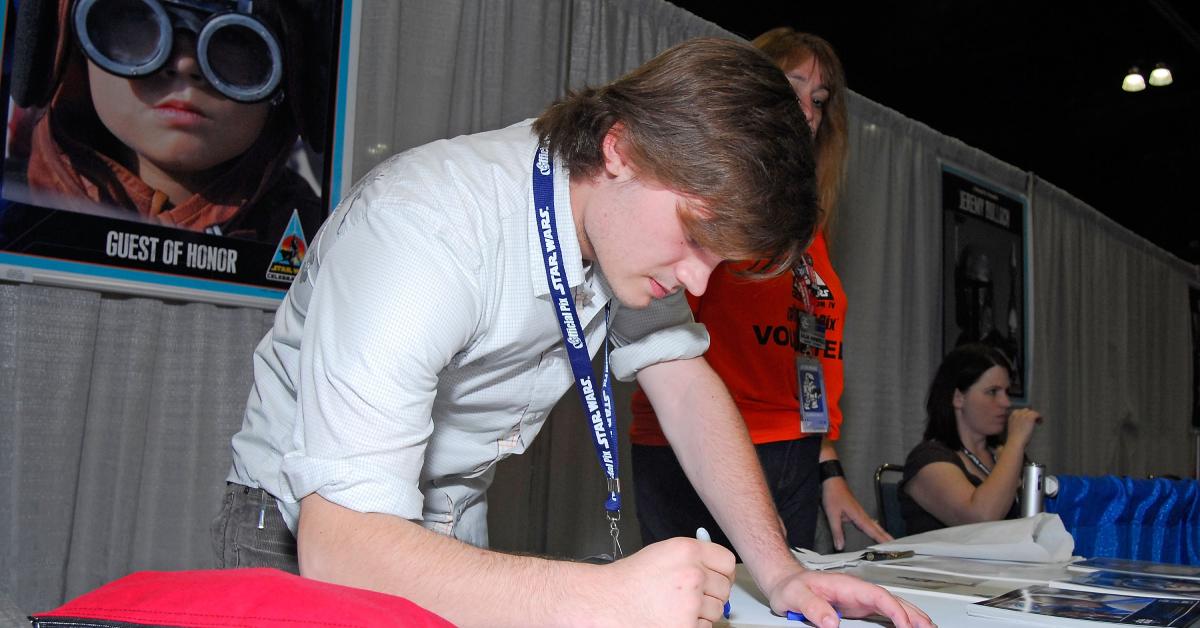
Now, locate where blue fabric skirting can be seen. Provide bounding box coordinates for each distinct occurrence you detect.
[1047,475,1200,565]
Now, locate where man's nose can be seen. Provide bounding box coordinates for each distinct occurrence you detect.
[678,251,722,297]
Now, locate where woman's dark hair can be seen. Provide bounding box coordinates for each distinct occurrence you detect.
[924,343,1011,450]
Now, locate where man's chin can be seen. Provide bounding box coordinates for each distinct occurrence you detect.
[612,287,653,310]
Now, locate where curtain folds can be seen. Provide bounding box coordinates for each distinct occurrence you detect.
[1032,180,1193,478]
[350,0,573,180]
[1,284,271,611]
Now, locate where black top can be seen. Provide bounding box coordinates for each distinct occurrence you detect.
[898,439,1021,535]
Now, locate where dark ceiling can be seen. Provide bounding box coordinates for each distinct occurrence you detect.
[669,1,1200,264]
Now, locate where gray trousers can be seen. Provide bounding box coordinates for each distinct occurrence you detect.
[211,482,300,574]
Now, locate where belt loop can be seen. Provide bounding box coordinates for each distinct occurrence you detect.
[256,489,267,530]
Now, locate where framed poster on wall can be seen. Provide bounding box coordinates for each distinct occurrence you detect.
[941,164,1031,401]
[0,0,357,309]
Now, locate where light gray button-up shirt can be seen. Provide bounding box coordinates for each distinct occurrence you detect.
[228,121,709,546]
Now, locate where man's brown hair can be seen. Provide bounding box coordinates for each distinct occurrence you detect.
[533,37,816,277]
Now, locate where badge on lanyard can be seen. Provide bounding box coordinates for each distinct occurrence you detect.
[794,310,826,351]
[797,356,830,433]
[791,256,825,352]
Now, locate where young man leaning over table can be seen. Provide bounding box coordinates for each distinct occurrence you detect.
[214,37,934,628]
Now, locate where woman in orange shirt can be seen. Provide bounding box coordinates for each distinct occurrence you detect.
[630,28,891,553]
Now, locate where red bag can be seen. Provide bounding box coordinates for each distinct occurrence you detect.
[30,568,455,627]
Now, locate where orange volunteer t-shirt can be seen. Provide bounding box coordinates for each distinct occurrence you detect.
[629,231,846,445]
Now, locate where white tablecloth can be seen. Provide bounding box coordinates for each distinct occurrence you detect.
[723,556,1081,627]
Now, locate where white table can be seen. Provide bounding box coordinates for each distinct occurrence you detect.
[724,573,973,626]
[722,557,1080,627]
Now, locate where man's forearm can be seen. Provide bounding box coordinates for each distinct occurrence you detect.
[297,493,601,627]
[640,357,800,593]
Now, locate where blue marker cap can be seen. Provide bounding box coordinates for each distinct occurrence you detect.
[786,609,841,622]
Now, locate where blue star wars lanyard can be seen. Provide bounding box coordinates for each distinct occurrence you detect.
[532,145,623,558]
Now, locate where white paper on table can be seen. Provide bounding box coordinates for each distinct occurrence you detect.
[789,547,867,570]
[867,512,1075,563]
[867,554,1079,583]
[845,563,1022,600]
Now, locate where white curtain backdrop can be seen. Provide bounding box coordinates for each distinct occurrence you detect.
[1031,179,1195,476]
[2,0,1197,616]
[0,285,272,611]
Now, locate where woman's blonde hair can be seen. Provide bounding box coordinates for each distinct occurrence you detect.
[752,27,848,234]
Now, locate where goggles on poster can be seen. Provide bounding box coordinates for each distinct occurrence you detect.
[72,0,283,103]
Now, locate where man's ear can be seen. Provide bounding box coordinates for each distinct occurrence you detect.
[600,122,635,181]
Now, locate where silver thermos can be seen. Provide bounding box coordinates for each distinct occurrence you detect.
[1021,461,1046,517]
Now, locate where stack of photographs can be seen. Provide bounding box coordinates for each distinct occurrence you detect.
[969,586,1200,626]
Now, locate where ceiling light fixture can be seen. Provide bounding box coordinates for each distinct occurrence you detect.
[1122,67,1146,92]
[1149,63,1173,87]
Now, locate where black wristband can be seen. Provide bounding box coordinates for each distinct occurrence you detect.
[818,459,845,482]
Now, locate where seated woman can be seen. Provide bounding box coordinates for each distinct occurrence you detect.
[899,343,1045,534]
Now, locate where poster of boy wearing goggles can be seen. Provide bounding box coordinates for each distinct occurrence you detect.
[0,0,350,306]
